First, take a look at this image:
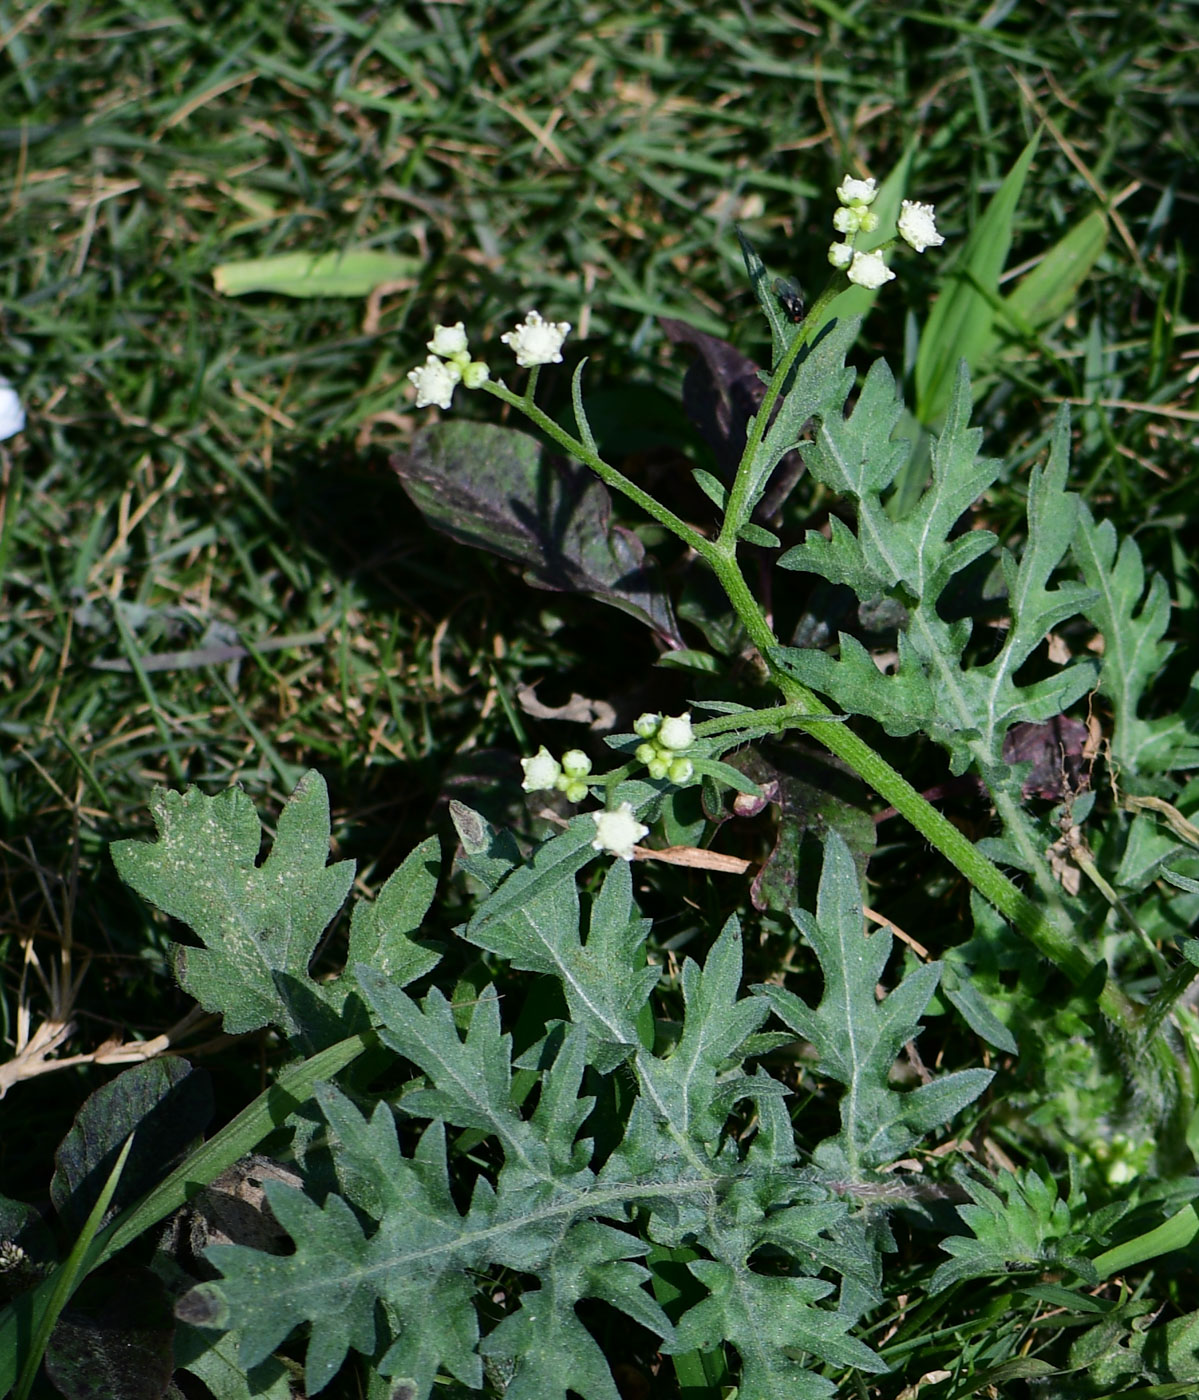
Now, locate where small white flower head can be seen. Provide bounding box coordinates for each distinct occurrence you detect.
[591,801,649,860]
[427,322,468,358]
[657,713,693,752]
[521,745,562,792]
[0,378,25,441]
[828,241,854,270]
[561,749,592,779]
[837,174,878,207]
[500,310,571,368]
[408,355,461,410]
[897,200,944,253]
[460,360,491,389]
[846,250,895,290]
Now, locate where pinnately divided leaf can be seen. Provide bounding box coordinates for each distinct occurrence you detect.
[464,829,659,1071]
[774,375,1097,789]
[1073,499,1199,775]
[110,772,355,1038]
[181,832,939,1398]
[110,771,441,1044]
[119,777,1009,1399]
[756,832,993,1180]
[931,1166,1096,1292]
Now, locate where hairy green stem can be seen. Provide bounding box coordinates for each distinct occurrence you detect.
[699,536,1141,1029]
[717,283,839,547]
[484,381,713,559]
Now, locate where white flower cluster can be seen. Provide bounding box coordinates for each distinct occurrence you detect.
[827,174,944,290]
[520,744,593,803]
[521,745,649,860]
[408,311,571,410]
[633,711,694,784]
[407,322,491,411]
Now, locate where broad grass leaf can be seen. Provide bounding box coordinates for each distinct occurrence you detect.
[915,129,1042,425]
[212,249,420,298]
[979,208,1109,373]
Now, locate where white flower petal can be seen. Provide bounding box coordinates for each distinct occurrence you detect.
[500,310,571,368]
[846,250,895,290]
[521,745,563,792]
[427,322,468,357]
[0,379,25,441]
[897,200,944,253]
[657,713,693,751]
[407,356,461,410]
[836,174,878,207]
[590,802,649,861]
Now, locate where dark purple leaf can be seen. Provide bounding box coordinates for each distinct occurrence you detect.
[1002,717,1089,800]
[51,1058,212,1234]
[660,318,805,520]
[392,421,683,646]
[703,744,874,912]
[659,318,765,481]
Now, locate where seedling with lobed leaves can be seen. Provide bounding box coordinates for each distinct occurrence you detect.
[5,169,1199,1397]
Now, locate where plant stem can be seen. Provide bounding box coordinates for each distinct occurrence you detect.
[717,284,838,547]
[484,381,713,559]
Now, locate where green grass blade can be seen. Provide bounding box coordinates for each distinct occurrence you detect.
[213,249,421,298]
[1093,1204,1199,1278]
[14,1133,135,1400]
[914,128,1042,424]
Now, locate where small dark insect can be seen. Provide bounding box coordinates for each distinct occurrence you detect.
[773,277,805,324]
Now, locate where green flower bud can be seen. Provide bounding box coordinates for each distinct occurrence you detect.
[561,749,592,778]
[633,712,662,739]
[647,758,670,780]
[668,758,694,784]
[635,743,657,765]
[563,780,589,803]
